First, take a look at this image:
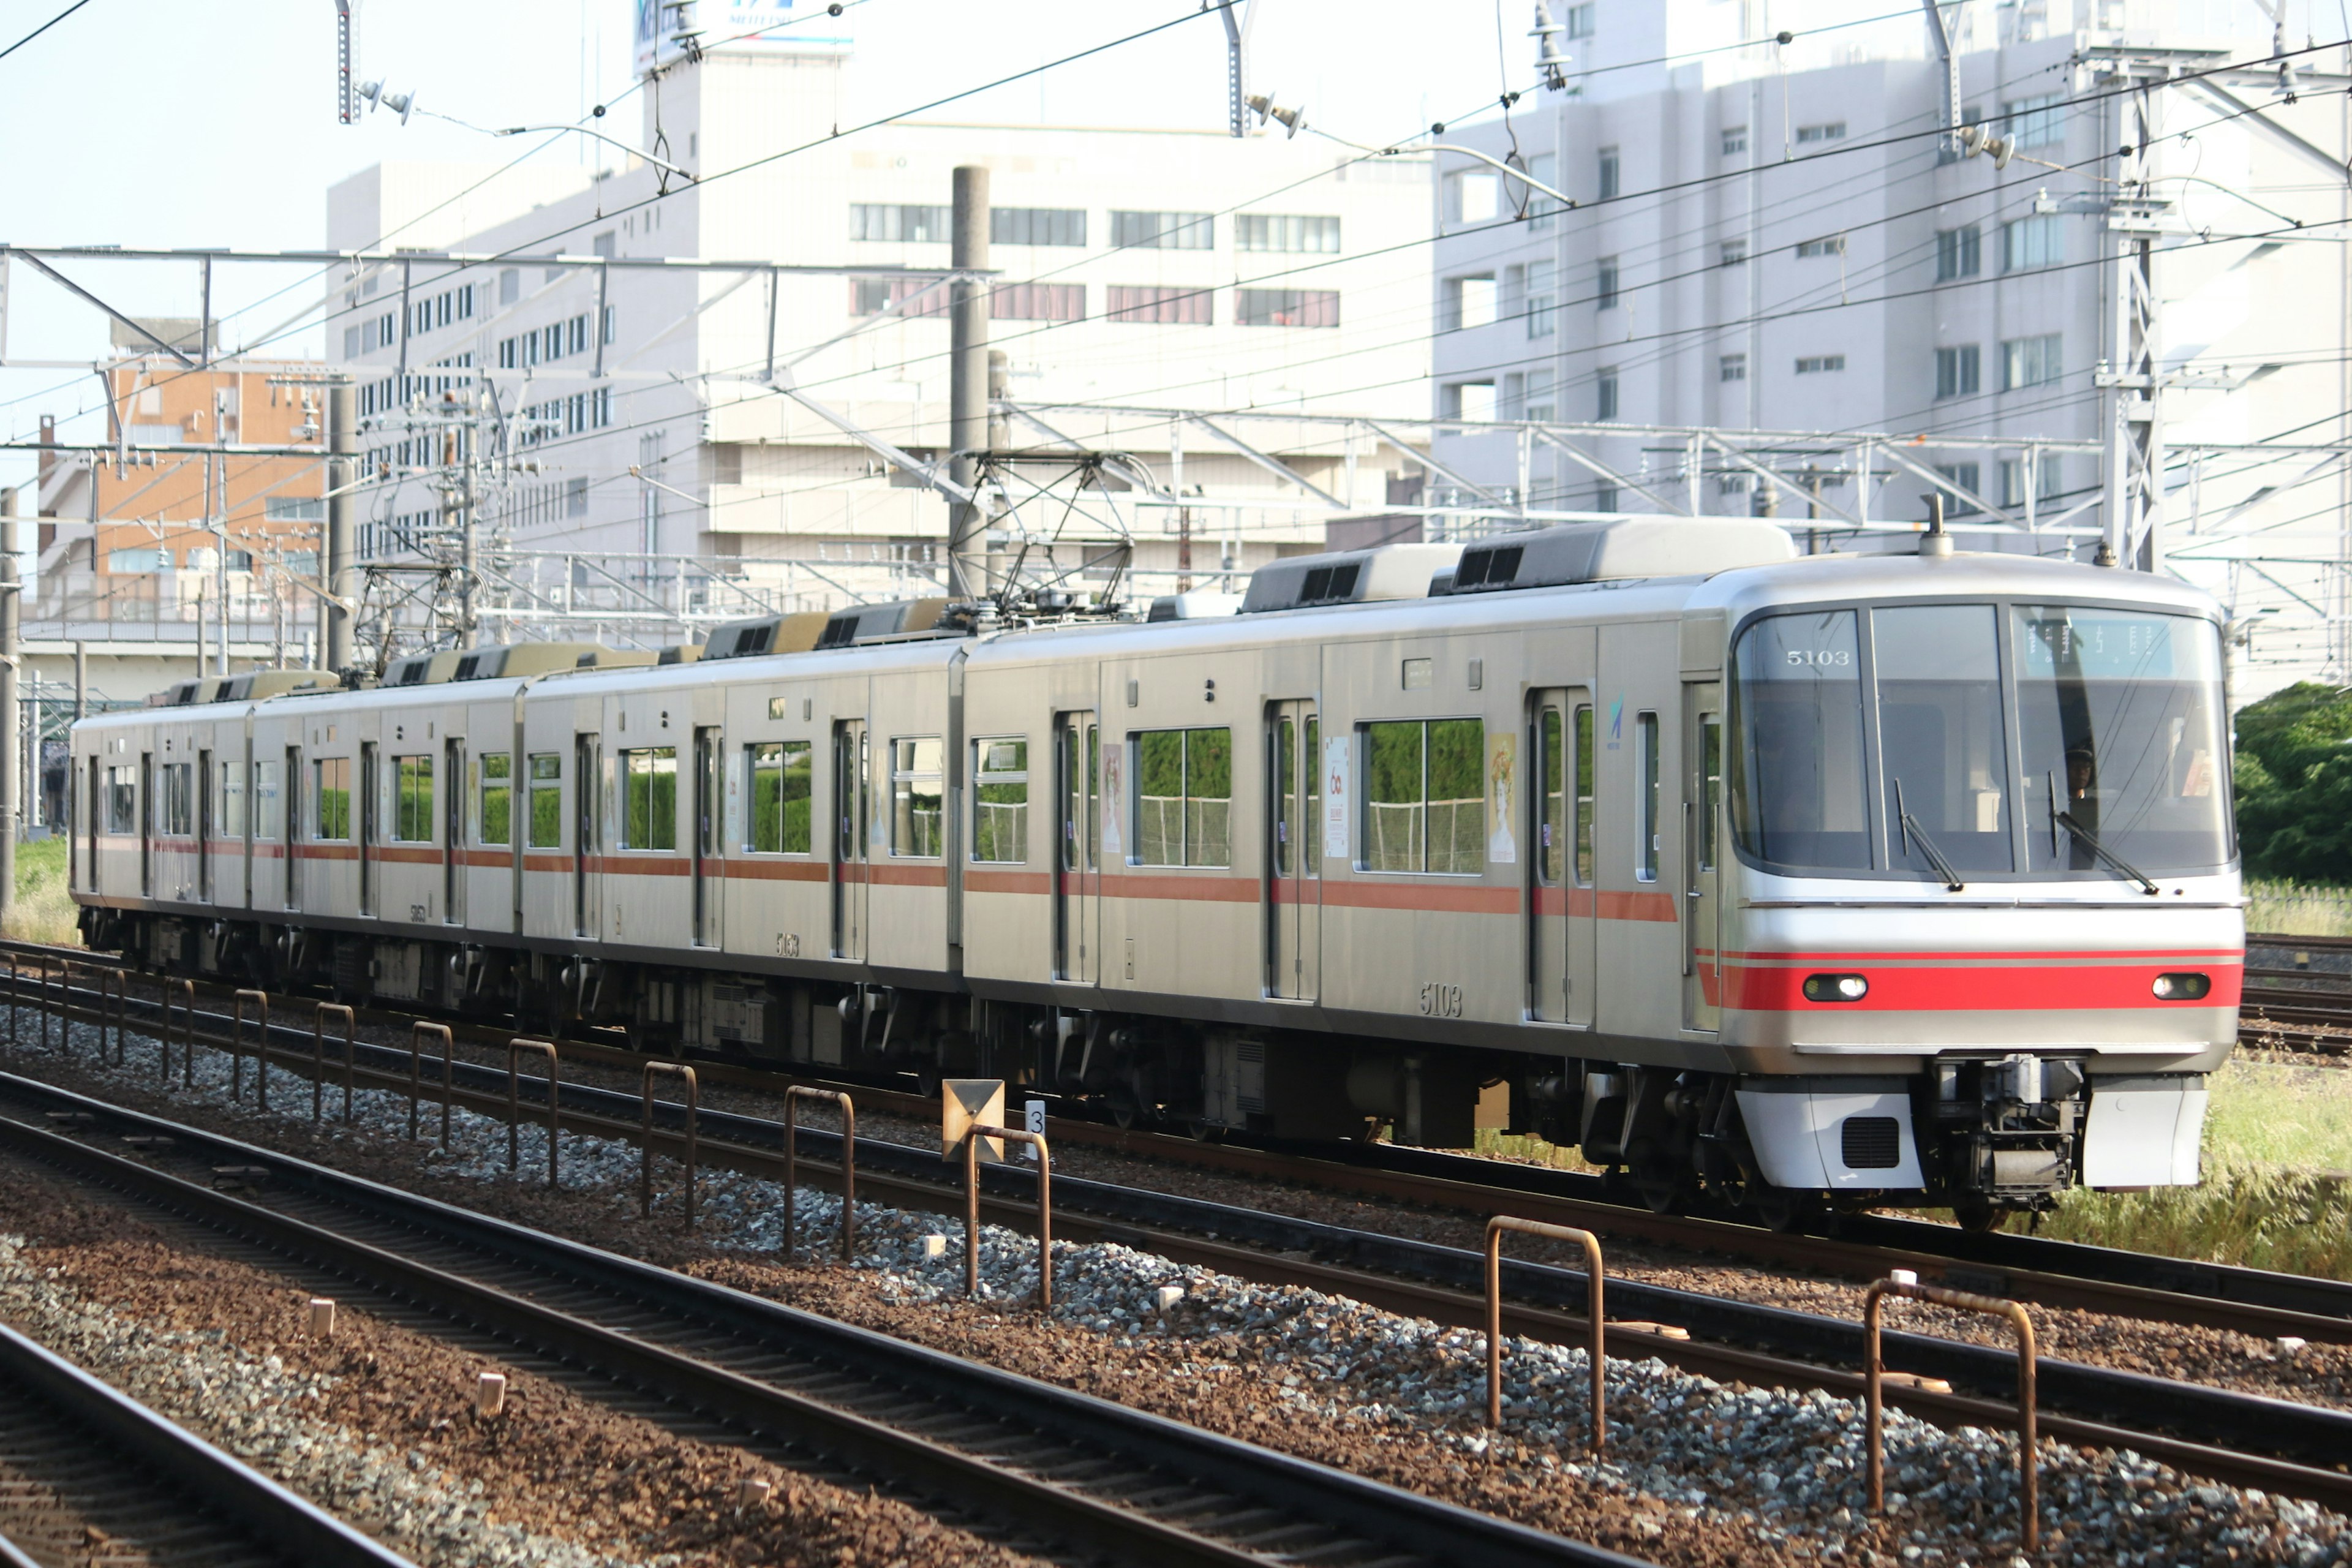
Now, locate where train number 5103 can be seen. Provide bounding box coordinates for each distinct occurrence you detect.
[1418,982,1464,1018]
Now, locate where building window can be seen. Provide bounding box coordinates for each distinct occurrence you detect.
[1448,382,1497,421]
[1445,274,1496,331]
[1596,256,1619,309]
[2001,216,2062,273]
[499,269,520,306]
[1237,214,1340,252]
[1562,1,1594,36]
[477,753,511,846]
[1795,122,1846,143]
[314,758,351,841]
[1235,288,1340,327]
[1720,353,1747,382]
[850,276,951,318]
[971,737,1029,863]
[1134,728,1231,869]
[1795,235,1844,258]
[2003,93,2065,149]
[1524,368,1556,421]
[1109,210,1213,250]
[2001,333,2062,390]
[990,283,1085,321]
[1721,125,1747,156]
[263,498,325,522]
[1795,355,1846,374]
[1935,226,1981,281]
[746,741,813,853]
[1596,368,1620,420]
[1525,260,1555,337]
[528,755,562,848]
[107,548,168,574]
[1106,285,1212,324]
[850,203,952,243]
[1591,481,1618,511]
[1363,718,1483,875]
[392,755,434,843]
[2000,453,2065,507]
[991,207,1087,247]
[1448,172,1501,224]
[566,478,589,516]
[1524,153,1559,229]
[1719,240,1747,267]
[1935,344,1980,399]
[1597,146,1620,200]
[1933,462,1982,515]
[890,737,944,857]
[620,747,677,851]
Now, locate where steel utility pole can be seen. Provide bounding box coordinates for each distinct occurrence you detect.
[327,381,357,672]
[2101,80,2165,570]
[0,490,18,924]
[948,165,991,601]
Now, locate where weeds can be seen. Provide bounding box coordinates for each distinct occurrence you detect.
[4,839,79,946]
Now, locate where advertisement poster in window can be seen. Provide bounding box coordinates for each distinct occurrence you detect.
[1100,741,1125,859]
[1321,733,1351,860]
[1487,730,1517,864]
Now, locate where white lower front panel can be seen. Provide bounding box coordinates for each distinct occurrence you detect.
[2081,1076,2207,1188]
[1736,1081,1926,1191]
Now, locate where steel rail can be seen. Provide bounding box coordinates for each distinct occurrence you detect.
[0,1317,415,1567]
[0,1076,1646,1568]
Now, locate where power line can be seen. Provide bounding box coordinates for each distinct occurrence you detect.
[0,0,94,64]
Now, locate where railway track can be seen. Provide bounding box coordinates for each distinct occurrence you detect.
[0,1295,413,1568]
[0,1068,1642,1568]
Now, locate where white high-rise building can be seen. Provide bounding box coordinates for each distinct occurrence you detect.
[1429,0,2351,688]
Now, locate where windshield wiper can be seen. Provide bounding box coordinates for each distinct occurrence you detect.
[2054,809,2160,896]
[1893,780,1965,892]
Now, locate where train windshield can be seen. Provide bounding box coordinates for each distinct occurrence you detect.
[1730,602,2230,880]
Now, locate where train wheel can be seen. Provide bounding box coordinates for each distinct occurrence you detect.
[1953,1198,2004,1234]
[1746,1189,1807,1232]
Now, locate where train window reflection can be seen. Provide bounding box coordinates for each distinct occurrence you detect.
[1730,609,1871,871]
[2013,607,2228,874]
[1874,605,2012,873]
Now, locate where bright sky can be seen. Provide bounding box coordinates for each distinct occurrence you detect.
[0,0,1506,478]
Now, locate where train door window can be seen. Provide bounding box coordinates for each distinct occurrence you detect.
[528,755,564,846]
[1362,719,1483,875]
[1698,714,1722,872]
[890,737,944,857]
[220,759,246,839]
[1273,718,1297,878]
[478,754,513,845]
[1302,716,1320,876]
[159,763,194,836]
[1134,728,1231,868]
[314,758,352,839]
[105,764,137,832]
[745,741,813,853]
[254,761,281,840]
[1635,712,1660,882]
[971,738,1028,862]
[392,755,434,842]
[1537,707,1565,885]
[619,747,678,850]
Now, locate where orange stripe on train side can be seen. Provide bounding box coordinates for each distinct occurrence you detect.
[723,858,832,883]
[968,869,1053,895]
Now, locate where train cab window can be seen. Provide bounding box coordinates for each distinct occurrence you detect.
[1729,609,1870,872]
[105,765,137,833]
[314,758,352,840]
[254,761,281,841]
[220,761,246,839]
[1135,728,1232,868]
[619,747,678,851]
[746,741,813,854]
[1634,714,1660,882]
[1875,604,2011,873]
[890,738,945,858]
[1537,708,1566,886]
[477,755,513,846]
[1574,705,1595,886]
[159,763,194,836]
[527,755,563,848]
[971,739,1029,863]
[392,755,434,843]
[1363,718,1483,875]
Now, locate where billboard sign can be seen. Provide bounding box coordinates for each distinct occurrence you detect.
[634,0,852,76]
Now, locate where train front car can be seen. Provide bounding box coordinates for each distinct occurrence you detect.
[1702,548,2238,1227]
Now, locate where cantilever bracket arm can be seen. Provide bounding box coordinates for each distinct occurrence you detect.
[767,378,976,506]
[1531,429,1688,516]
[1702,434,1866,527]
[9,251,199,368]
[1185,413,1349,509]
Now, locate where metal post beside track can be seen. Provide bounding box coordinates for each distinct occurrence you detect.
[1485,1216,1606,1452]
[409,1022,452,1144]
[505,1038,560,1188]
[640,1062,698,1228]
[311,1003,356,1123]
[7,956,17,1046]
[782,1086,856,1262]
[37,958,50,1052]
[963,1124,1052,1308]
[230,989,266,1103]
[1866,1276,2039,1555]
[104,968,126,1066]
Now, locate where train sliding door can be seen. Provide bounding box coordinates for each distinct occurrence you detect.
[1264,700,1319,1001]
[573,734,600,938]
[1054,712,1098,984]
[831,719,867,960]
[197,748,214,903]
[1683,684,1723,1032]
[692,725,722,948]
[443,738,466,927]
[357,741,379,918]
[1529,689,1596,1027]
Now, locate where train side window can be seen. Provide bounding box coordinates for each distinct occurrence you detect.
[1635,711,1660,882]
[746,741,813,853]
[314,758,352,840]
[971,737,1029,863]
[1573,704,1595,886]
[1134,728,1232,868]
[1537,707,1565,886]
[619,747,679,851]
[391,755,434,843]
[477,754,513,846]
[254,761,281,841]
[1363,718,1483,875]
[105,764,137,833]
[527,755,563,848]
[890,737,945,858]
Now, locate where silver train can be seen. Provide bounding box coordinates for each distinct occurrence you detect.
[69,517,2242,1225]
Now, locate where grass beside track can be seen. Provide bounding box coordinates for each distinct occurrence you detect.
[4,840,76,947]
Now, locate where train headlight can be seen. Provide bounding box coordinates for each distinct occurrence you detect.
[1802,973,1869,1003]
[2151,972,2211,1001]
